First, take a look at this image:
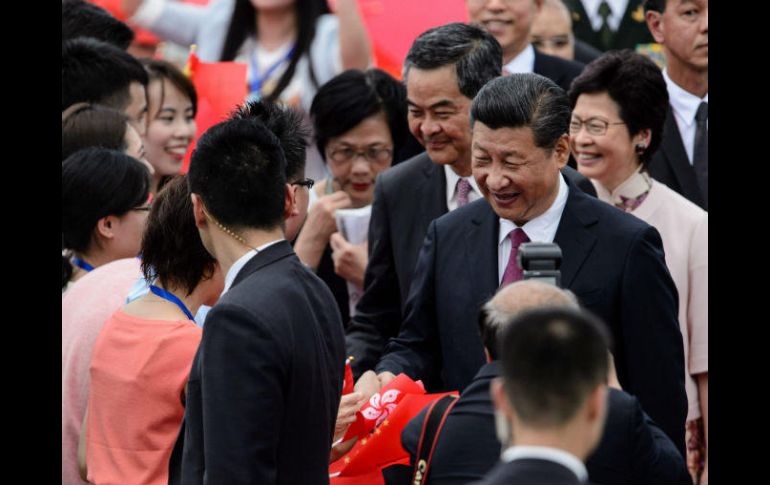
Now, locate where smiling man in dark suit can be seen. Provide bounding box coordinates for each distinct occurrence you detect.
[374,73,687,455]
[346,23,594,380]
[170,115,345,484]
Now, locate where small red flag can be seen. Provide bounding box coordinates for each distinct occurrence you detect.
[342,358,355,396]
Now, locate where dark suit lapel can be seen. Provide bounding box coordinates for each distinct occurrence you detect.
[466,202,500,298]
[554,186,599,288]
[660,106,704,205]
[230,240,295,288]
[419,155,448,225]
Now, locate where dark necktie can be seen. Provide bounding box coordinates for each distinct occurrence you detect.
[693,101,708,207]
[500,228,530,288]
[598,1,613,51]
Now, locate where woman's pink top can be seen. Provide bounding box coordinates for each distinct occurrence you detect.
[86,309,201,485]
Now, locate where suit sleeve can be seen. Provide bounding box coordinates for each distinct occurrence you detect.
[375,220,442,382]
[620,225,688,455]
[346,179,404,377]
[630,398,691,485]
[198,302,286,484]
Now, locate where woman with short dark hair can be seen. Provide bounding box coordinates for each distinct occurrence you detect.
[568,49,708,482]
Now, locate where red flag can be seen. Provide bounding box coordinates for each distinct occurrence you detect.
[181,48,247,173]
[342,358,355,396]
[330,391,458,482]
[343,373,425,441]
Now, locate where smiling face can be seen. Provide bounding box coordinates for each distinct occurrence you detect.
[406,65,473,174]
[145,78,197,180]
[570,92,648,192]
[472,121,568,225]
[325,112,393,208]
[467,0,541,62]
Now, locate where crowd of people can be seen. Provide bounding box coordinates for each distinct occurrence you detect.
[62,0,707,484]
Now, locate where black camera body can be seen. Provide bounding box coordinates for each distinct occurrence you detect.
[516,242,562,287]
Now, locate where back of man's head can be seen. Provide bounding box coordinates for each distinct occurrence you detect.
[62,37,148,111]
[231,100,308,182]
[499,307,610,429]
[62,0,134,49]
[404,22,502,99]
[188,117,287,231]
[479,280,578,360]
[471,73,571,150]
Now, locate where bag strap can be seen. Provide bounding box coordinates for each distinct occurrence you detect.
[411,395,459,485]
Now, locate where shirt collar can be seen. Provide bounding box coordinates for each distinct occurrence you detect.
[581,0,629,31]
[222,239,285,294]
[503,44,536,75]
[501,445,588,482]
[498,173,568,245]
[663,69,708,127]
[444,165,481,199]
[593,165,652,207]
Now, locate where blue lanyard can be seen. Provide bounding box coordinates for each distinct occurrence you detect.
[149,285,195,321]
[72,257,94,272]
[248,45,296,96]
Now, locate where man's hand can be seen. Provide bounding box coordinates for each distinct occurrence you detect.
[330,233,368,287]
[294,191,352,269]
[377,371,397,388]
[354,370,381,403]
[334,392,365,443]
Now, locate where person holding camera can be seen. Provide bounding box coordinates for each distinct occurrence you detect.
[367,72,688,456]
[569,49,708,483]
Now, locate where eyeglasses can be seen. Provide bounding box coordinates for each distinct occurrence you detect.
[130,205,152,212]
[292,177,315,189]
[328,146,393,165]
[569,117,626,136]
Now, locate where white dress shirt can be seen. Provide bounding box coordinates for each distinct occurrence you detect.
[444,165,482,211]
[503,44,536,75]
[222,239,285,294]
[663,69,709,165]
[501,445,589,482]
[580,0,629,31]
[497,174,568,283]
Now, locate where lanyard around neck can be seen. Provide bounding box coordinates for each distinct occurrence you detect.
[149,285,195,321]
[72,256,94,272]
[248,44,296,96]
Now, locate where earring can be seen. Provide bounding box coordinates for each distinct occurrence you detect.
[635,143,647,155]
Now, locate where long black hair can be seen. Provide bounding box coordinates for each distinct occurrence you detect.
[219,0,329,102]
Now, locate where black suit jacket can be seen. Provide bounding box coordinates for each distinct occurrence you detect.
[533,49,585,92]
[648,105,707,209]
[376,181,687,454]
[473,459,588,485]
[402,363,689,485]
[565,0,655,52]
[169,241,346,485]
[345,153,596,376]
[574,38,603,65]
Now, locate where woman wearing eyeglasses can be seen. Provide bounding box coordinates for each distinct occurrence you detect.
[568,50,708,484]
[294,68,415,326]
[62,148,152,291]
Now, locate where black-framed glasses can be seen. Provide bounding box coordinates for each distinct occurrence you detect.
[328,146,393,164]
[292,177,315,189]
[569,117,626,136]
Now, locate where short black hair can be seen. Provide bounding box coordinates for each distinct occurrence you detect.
[643,0,667,13]
[62,147,151,254]
[140,176,217,296]
[499,307,611,428]
[62,103,131,160]
[62,37,149,111]
[568,50,669,166]
[141,58,199,117]
[311,68,409,164]
[62,0,134,49]
[188,117,287,230]
[404,22,502,100]
[231,100,309,182]
[471,73,572,150]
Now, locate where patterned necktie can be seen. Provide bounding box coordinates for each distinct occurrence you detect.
[456,178,472,207]
[598,1,613,50]
[500,228,530,288]
[693,101,708,207]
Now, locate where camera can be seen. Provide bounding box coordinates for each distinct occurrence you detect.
[517,242,562,287]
